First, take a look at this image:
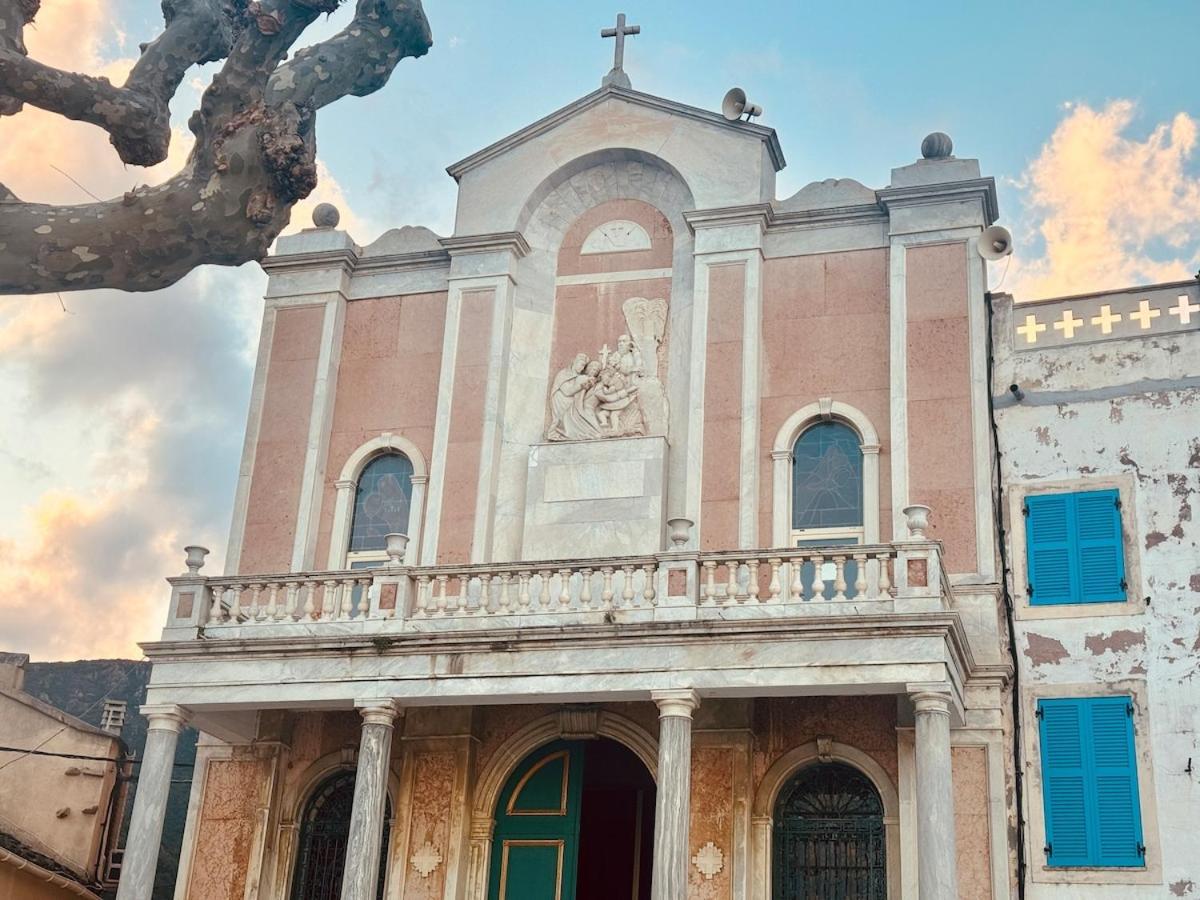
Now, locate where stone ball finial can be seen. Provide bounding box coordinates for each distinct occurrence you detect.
[312,202,340,228]
[921,132,954,159]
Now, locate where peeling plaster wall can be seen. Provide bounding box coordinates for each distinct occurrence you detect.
[992,294,1200,897]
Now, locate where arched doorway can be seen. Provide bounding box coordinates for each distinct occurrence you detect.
[291,771,391,900]
[772,762,886,899]
[488,738,655,900]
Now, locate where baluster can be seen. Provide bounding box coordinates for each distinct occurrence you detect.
[208,585,225,623]
[534,570,550,610]
[283,582,299,621]
[725,560,739,605]
[449,576,465,616]
[477,573,492,615]
[580,569,594,609]
[832,556,847,601]
[497,573,512,614]
[767,559,782,602]
[414,574,431,617]
[878,555,893,597]
[558,569,572,610]
[518,572,532,612]
[601,567,615,609]
[747,560,761,604]
[247,584,262,621]
[811,556,825,601]
[620,565,636,608]
[339,578,355,619]
[642,564,657,607]
[434,574,449,616]
[302,582,317,620]
[319,581,336,620]
[351,578,368,617]
[853,554,868,600]
[229,584,245,621]
[702,560,717,605]
[788,559,803,602]
[264,583,279,620]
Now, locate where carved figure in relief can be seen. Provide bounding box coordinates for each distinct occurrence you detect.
[545,297,669,442]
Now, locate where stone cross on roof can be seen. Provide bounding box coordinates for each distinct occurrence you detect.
[601,12,640,89]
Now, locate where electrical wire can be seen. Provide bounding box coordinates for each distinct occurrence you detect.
[0,745,195,766]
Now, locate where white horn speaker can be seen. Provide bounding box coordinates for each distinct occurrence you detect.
[977,224,1013,261]
[722,87,763,121]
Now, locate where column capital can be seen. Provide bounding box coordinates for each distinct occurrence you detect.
[651,688,700,718]
[139,704,188,732]
[355,699,402,727]
[910,690,953,717]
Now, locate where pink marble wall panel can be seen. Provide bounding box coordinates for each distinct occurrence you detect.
[752,696,898,789]
[239,304,324,574]
[313,292,445,564]
[701,262,746,550]
[437,289,493,564]
[402,752,456,900]
[556,198,673,277]
[186,759,265,899]
[688,746,735,899]
[952,745,993,900]
[905,243,977,573]
[758,250,892,544]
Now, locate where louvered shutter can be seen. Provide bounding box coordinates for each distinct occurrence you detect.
[1088,697,1144,866]
[1074,490,1127,603]
[1039,697,1145,868]
[1039,699,1091,865]
[1025,494,1075,605]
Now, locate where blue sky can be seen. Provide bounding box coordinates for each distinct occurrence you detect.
[1,0,1198,660]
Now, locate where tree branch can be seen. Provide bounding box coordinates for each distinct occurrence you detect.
[0,0,39,114]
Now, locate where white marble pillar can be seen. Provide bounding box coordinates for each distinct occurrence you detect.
[116,705,187,900]
[912,691,959,900]
[341,700,401,900]
[650,689,699,900]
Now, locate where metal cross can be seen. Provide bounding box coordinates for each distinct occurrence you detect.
[601,13,640,76]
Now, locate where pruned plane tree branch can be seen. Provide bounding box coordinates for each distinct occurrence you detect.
[0,0,431,294]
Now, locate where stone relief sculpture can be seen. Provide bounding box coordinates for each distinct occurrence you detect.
[546,297,669,441]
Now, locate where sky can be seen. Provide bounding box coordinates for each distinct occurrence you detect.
[0,1,1198,661]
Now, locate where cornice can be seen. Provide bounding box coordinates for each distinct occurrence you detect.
[446,84,785,180]
[259,246,359,275]
[876,176,1000,225]
[683,203,773,233]
[439,230,531,258]
[355,248,450,273]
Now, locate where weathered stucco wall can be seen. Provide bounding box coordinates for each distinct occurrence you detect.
[993,292,1200,897]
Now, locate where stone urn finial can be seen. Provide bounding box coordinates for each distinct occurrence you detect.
[667,516,694,549]
[902,504,931,540]
[183,545,210,575]
[384,533,409,567]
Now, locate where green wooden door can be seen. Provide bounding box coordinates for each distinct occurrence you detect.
[488,740,586,900]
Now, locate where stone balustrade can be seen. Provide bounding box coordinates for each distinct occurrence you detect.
[159,541,948,642]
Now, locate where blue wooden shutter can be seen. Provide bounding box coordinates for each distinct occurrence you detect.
[1088,697,1144,866]
[1074,490,1127,603]
[1025,494,1075,605]
[1039,699,1091,865]
[1039,697,1145,868]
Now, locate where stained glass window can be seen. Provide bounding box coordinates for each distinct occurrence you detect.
[791,423,864,531]
[349,454,414,553]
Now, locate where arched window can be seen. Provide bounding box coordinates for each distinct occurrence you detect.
[790,422,864,546]
[772,762,886,899]
[347,453,414,564]
[291,771,391,900]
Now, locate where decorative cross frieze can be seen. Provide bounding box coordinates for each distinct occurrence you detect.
[411,841,442,878]
[1052,309,1083,338]
[1127,298,1161,329]
[692,841,724,880]
[1012,284,1198,350]
[1016,314,1046,344]
[1169,293,1199,324]
[1090,304,1122,335]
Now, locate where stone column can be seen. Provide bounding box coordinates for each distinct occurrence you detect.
[650,689,699,900]
[341,700,401,900]
[116,705,187,900]
[912,691,958,900]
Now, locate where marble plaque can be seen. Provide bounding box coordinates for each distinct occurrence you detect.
[522,436,667,560]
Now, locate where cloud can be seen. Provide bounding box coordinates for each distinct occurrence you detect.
[1006,100,1200,300]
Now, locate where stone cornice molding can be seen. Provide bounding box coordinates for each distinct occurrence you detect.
[439,231,531,259]
[876,176,1000,226]
[354,248,450,273]
[769,202,887,231]
[446,84,785,180]
[683,203,773,234]
[260,246,360,276]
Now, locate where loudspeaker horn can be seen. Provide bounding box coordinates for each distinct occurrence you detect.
[722,87,763,121]
[977,224,1013,261]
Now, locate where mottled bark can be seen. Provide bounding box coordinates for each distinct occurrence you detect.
[0,0,431,294]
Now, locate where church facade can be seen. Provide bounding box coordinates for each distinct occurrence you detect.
[114,26,1200,900]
